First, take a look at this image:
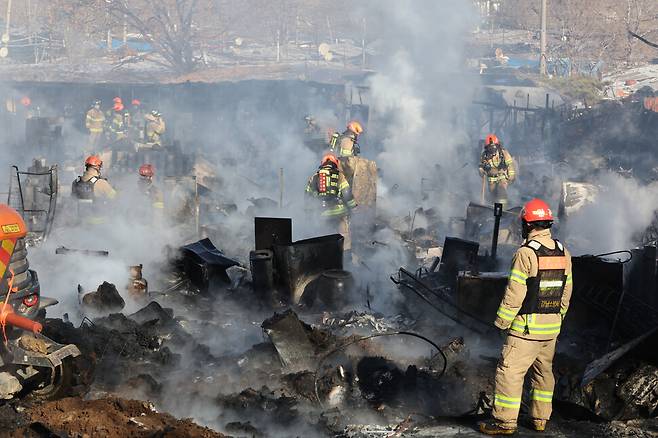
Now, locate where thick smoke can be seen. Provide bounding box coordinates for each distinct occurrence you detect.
[366,0,479,219]
[564,173,658,254]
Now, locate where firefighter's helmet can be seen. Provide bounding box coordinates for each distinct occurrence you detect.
[85,155,103,169]
[0,204,27,240]
[132,99,141,106]
[321,153,339,168]
[113,96,122,104]
[485,134,499,147]
[139,164,154,178]
[347,121,363,135]
[20,96,31,107]
[113,102,124,112]
[521,198,553,222]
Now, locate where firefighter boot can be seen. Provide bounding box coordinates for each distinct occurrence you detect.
[479,420,516,435]
[531,419,547,432]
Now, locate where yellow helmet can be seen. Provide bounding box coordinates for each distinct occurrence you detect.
[347,121,363,135]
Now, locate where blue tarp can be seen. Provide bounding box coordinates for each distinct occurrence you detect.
[99,38,153,52]
[502,57,604,77]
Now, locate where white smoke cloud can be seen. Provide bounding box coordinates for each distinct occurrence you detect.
[364,0,480,220]
[565,172,658,255]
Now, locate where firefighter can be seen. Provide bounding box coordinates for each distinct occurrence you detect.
[71,156,117,225]
[137,164,164,211]
[106,97,122,118]
[479,134,516,207]
[304,115,321,136]
[85,100,105,150]
[145,110,166,146]
[479,198,572,435]
[107,102,127,142]
[305,153,357,256]
[329,121,363,157]
[130,99,145,141]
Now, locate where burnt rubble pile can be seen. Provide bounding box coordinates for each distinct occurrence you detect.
[32,281,483,436]
[560,329,658,422]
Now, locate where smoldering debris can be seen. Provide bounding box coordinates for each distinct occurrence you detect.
[79,281,126,313]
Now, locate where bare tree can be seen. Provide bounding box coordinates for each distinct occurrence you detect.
[495,0,658,68]
[105,0,201,73]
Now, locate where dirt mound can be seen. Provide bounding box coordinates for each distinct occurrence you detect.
[10,397,224,438]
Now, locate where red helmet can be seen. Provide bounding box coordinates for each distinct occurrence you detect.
[132,99,141,106]
[85,155,103,168]
[521,198,553,222]
[321,153,339,168]
[139,164,154,177]
[485,134,499,146]
[20,96,31,107]
[113,102,124,112]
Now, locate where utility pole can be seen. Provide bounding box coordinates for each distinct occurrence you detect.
[361,18,366,69]
[540,0,547,76]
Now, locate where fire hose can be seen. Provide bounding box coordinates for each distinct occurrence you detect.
[313,331,447,408]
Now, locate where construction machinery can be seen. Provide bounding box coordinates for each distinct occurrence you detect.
[0,204,90,401]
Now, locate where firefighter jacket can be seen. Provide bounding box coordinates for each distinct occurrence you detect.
[329,130,359,157]
[138,179,164,210]
[85,108,105,133]
[130,109,146,140]
[75,168,117,200]
[494,228,573,341]
[145,114,166,144]
[72,168,117,225]
[305,166,357,217]
[479,146,516,183]
[107,112,127,139]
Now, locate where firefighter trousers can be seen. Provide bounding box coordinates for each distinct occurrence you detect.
[493,334,557,427]
[88,131,103,151]
[328,214,351,251]
[488,179,509,206]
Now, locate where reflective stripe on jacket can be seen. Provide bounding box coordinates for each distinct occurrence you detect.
[86,109,105,132]
[494,229,573,340]
[305,167,356,217]
[480,147,516,182]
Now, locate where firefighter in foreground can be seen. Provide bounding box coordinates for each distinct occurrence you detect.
[305,154,357,258]
[85,100,105,150]
[71,156,117,225]
[329,121,363,157]
[137,164,164,211]
[479,134,516,206]
[480,198,572,435]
